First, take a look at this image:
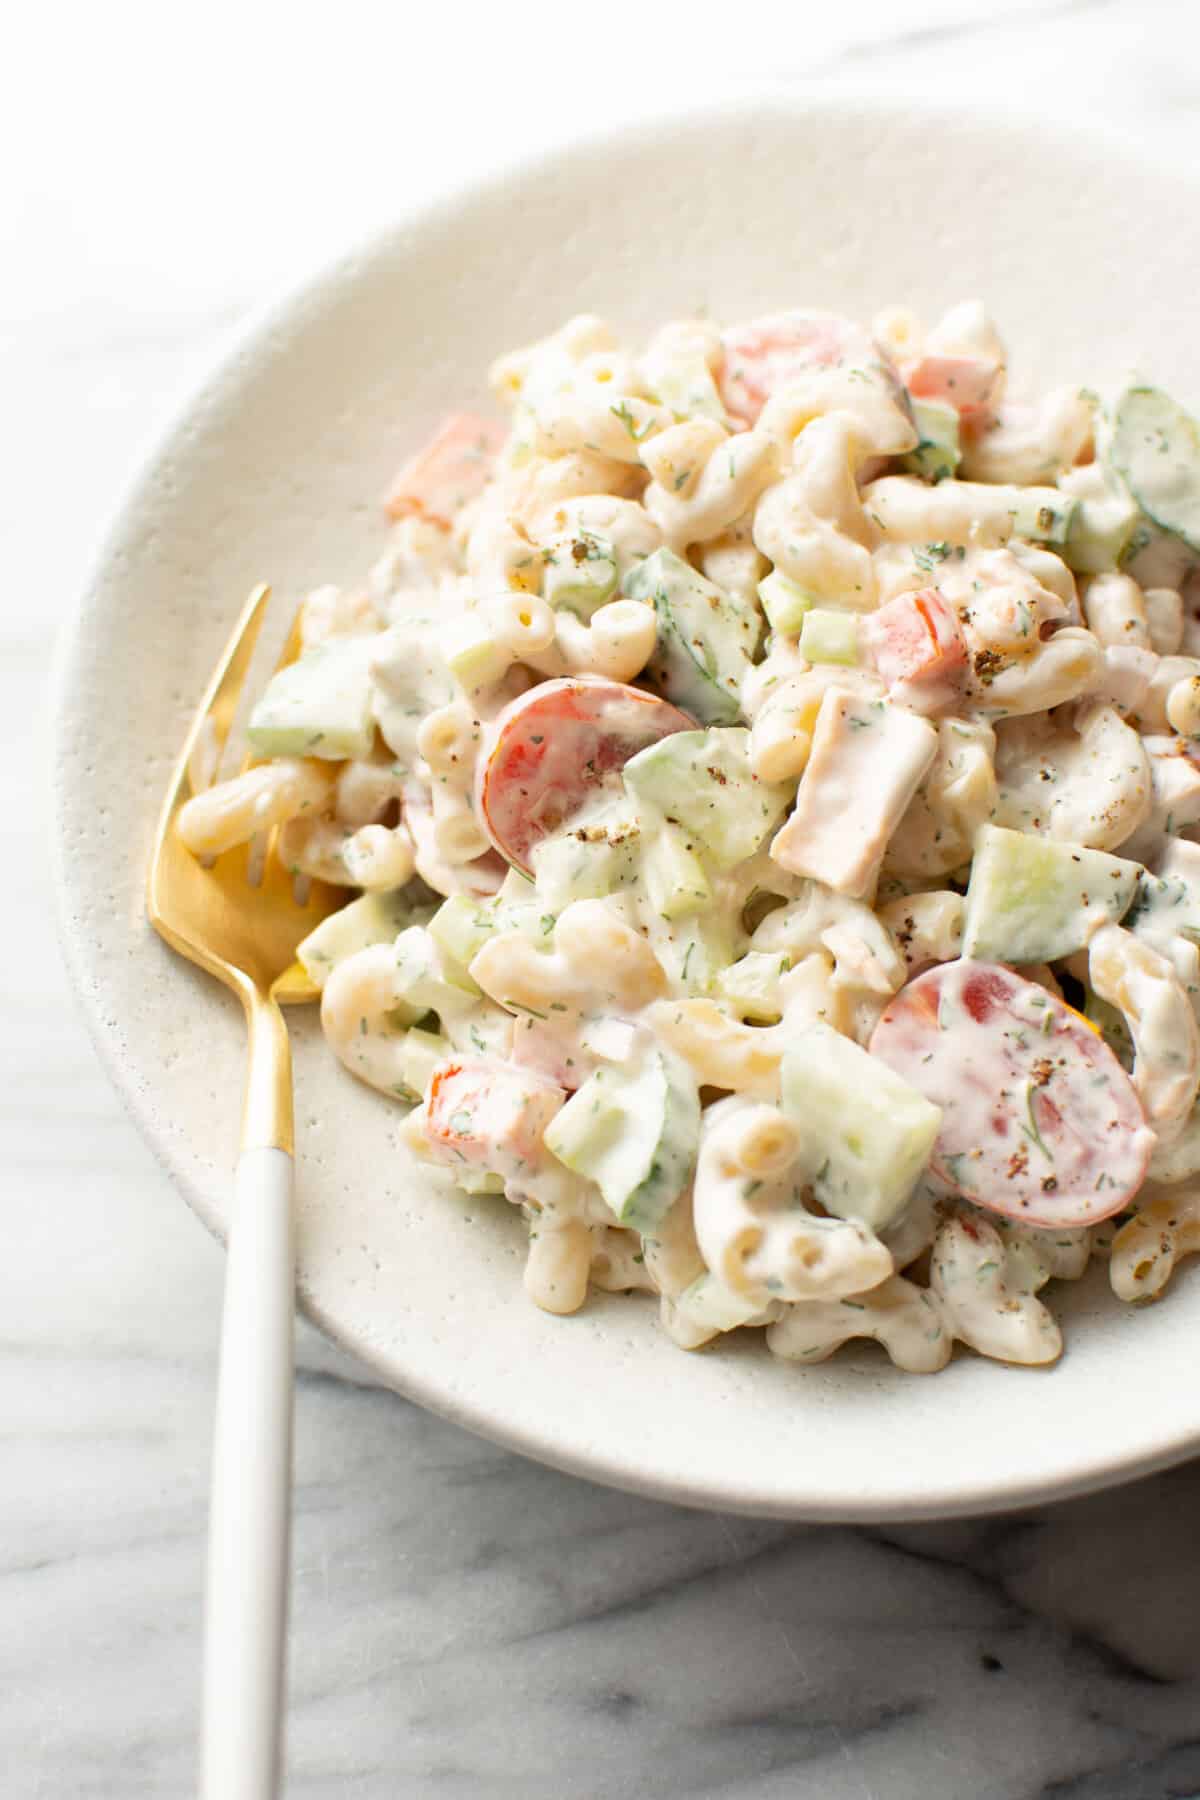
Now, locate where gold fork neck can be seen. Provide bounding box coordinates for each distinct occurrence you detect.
[241,989,295,1155]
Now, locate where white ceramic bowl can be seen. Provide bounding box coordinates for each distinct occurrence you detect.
[52,96,1200,1520]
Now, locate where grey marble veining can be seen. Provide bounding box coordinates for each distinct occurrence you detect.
[10,2,1200,1794]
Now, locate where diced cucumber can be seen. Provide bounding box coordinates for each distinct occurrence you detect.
[296,889,432,988]
[757,570,815,636]
[399,1026,452,1101]
[1010,489,1078,546]
[392,926,475,1023]
[902,397,961,484]
[1060,466,1140,574]
[426,896,489,994]
[799,608,859,665]
[622,727,792,871]
[716,950,792,1022]
[625,547,758,725]
[780,1024,942,1231]
[247,635,377,760]
[542,530,618,619]
[544,1048,700,1232]
[640,825,711,920]
[648,909,736,996]
[530,804,639,910]
[962,825,1141,963]
[443,615,513,693]
[1107,385,1200,553]
[674,1273,773,1333]
[427,893,555,993]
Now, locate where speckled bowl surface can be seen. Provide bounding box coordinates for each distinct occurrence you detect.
[51,95,1200,1520]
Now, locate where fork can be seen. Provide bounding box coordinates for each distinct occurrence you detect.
[147,584,341,1800]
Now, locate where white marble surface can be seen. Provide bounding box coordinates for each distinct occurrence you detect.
[12,2,1200,1793]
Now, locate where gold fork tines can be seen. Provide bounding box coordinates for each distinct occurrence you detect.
[146,583,343,1152]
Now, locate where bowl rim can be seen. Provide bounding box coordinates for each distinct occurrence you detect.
[49,86,1200,1521]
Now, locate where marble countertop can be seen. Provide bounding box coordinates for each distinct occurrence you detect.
[12,2,1200,1793]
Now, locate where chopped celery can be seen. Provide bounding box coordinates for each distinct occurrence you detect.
[799,608,859,665]
[1010,489,1078,546]
[640,825,711,920]
[902,398,961,483]
[297,889,432,988]
[757,570,815,635]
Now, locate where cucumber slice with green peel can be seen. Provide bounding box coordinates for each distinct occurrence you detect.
[757,570,815,635]
[1107,386,1200,553]
[1060,470,1140,575]
[799,608,858,665]
[247,635,377,760]
[296,889,435,988]
[622,727,792,870]
[902,397,961,484]
[625,548,758,724]
[780,1023,942,1232]
[962,825,1141,964]
[544,1047,700,1232]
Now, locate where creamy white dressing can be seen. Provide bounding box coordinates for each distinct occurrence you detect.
[182,295,1200,1367]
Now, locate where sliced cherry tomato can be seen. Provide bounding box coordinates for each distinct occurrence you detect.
[383,413,507,527]
[476,677,694,873]
[424,1057,565,1171]
[869,959,1154,1228]
[717,311,878,425]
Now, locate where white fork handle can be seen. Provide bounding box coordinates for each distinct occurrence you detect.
[202,1146,295,1800]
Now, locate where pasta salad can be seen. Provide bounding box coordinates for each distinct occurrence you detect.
[177,300,1200,1372]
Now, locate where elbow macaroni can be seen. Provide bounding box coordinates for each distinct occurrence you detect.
[174,296,1200,1374]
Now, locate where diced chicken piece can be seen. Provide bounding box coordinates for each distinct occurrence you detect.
[383,413,508,527]
[860,586,967,714]
[770,690,938,899]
